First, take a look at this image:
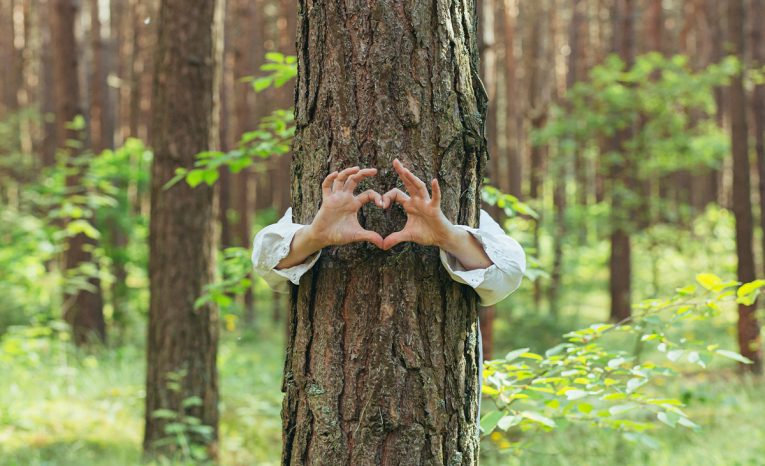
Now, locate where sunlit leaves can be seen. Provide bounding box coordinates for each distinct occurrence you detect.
[480,276,763,444]
[481,185,539,219]
[241,52,297,93]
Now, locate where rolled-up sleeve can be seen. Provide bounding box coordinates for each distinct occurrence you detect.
[439,209,526,306]
[251,207,322,293]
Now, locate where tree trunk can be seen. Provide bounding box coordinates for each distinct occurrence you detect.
[751,0,765,282]
[282,0,488,462]
[143,0,223,456]
[231,0,258,323]
[550,0,582,316]
[608,0,634,322]
[499,0,521,198]
[728,0,762,373]
[39,0,57,166]
[89,0,111,153]
[50,0,106,345]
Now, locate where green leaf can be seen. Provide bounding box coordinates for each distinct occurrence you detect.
[162,168,188,190]
[265,52,285,63]
[252,77,273,92]
[519,352,543,361]
[715,349,753,364]
[504,348,530,362]
[186,170,205,187]
[696,273,723,291]
[736,280,765,305]
[203,169,220,186]
[675,284,697,296]
[497,415,522,431]
[565,389,589,400]
[66,220,101,239]
[577,402,593,414]
[152,409,178,420]
[657,411,679,427]
[520,411,556,428]
[480,410,504,434]
[609,404,637,415]
[182,396,203,408]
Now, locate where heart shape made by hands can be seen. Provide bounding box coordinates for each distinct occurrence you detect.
[316,159,448,251]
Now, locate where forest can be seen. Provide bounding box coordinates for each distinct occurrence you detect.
[1,0,765,464]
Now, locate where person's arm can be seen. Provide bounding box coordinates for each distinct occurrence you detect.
[438,209,526,306]
[381,158,526,305]
[252,166,384,291]
[251,207,322,293]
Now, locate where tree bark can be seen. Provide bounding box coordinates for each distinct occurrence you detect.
[728,0,762,373]
[89,0,112,153]
[498,0,521,197]
[751,0,765,282]
[282,0,488,462]
[50,0,106,345]
[608,0,634,322]
[143,0,223,456]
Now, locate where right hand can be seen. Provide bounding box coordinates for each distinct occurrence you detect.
[305,166,385,249]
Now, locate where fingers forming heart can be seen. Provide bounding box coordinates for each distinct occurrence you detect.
[321,160,442,249]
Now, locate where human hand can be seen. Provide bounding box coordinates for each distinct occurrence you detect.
[380,158,456,250]
[304,166,385,249]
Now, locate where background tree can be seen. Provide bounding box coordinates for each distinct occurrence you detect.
[50,0,106,345]
[727,0,762,373]
[143,0,223,457]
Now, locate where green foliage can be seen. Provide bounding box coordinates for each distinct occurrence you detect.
[150,369,215,463]
[481,185,539,220]
[241,52,298,92]
[164,109,294,190]
[0,130,151,332]
[535,52,737,229]
[194,247,252,313]
[165,53,299,191]
[479,274,762,453]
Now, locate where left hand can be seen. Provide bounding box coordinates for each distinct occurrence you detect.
[381,158,455,250]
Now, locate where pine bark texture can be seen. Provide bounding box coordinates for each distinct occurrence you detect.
[144,0,223,455]
[282,0,489,463]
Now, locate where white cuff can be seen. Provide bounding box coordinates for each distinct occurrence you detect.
[271,226,322,285]
[439,220,526,306]
[251,208,322,291]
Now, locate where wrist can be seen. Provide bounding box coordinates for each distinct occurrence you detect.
[298,224,327,251]
[436,223,466,252]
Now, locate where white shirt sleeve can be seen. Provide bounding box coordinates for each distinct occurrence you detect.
[251,207,322,293]
[438,208,526,306]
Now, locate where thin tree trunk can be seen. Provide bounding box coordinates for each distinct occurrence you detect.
[608,0,634,322]
[478,0,498,369]
[550,0,582,316]
[88,0,111,153]
[728,0,762,373]
[143,0,223,456]
[231,0,258,324]
[51,0,106,345]
[282,0,488,462]
[751,0,765,282]
[499,0,521,197]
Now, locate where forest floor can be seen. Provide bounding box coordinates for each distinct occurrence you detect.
[1,316,763,466]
